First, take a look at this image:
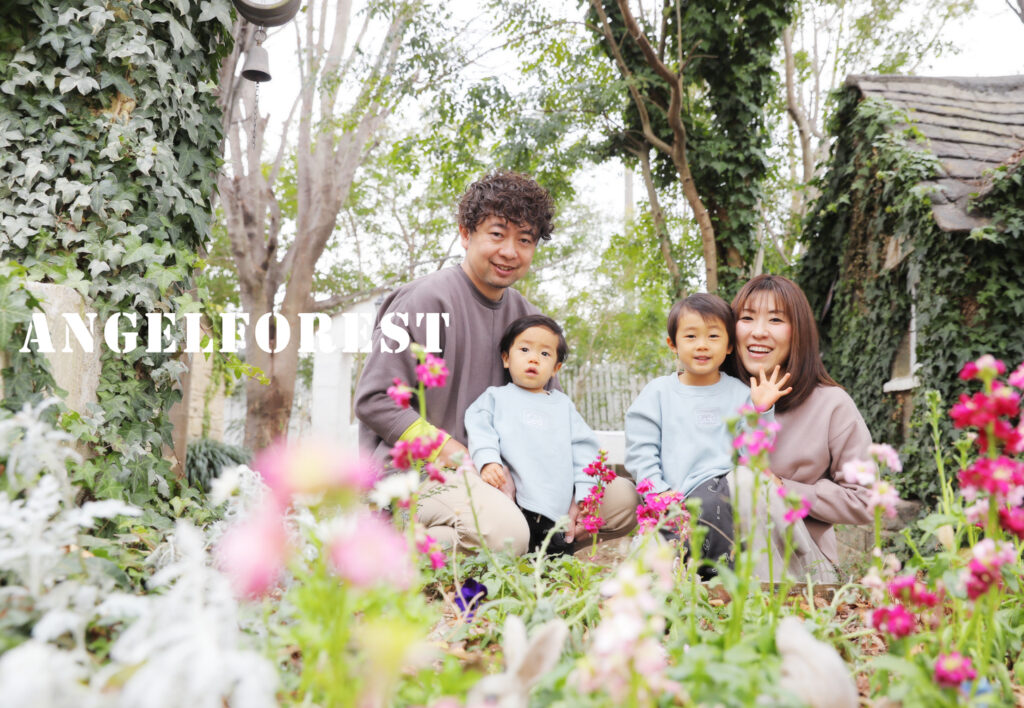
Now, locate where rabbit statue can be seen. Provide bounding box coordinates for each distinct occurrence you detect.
[466,615,568,708]
[776,616,858,708]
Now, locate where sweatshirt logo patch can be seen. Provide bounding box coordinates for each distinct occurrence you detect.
[522,409,545,428]
[695,408,720,428]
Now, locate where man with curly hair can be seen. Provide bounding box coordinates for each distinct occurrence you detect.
[356,172,636,556]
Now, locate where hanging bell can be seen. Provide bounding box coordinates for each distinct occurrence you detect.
[241,43,271,83]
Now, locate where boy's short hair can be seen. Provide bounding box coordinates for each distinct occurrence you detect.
[499,314,569,363]
[667,293,735,344]
[457,171,555,242]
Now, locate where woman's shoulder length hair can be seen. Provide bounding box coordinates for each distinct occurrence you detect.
[730,274,839,413]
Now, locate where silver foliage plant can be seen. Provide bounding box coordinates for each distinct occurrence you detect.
[0,400,278,707]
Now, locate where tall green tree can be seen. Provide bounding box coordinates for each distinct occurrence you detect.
[587,0,793,296]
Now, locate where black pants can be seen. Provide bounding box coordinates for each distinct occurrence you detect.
[524,511,574,556]
[684,474,735,578]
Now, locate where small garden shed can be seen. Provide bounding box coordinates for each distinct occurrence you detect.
[799,75,1024,501]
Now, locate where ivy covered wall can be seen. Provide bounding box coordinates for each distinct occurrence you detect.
[800,88,1024,503]
[0,0,233,504]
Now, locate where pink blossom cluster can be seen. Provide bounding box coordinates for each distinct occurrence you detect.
[933,652,977,689]
[415,531,446,570]
[841,454,902,518]
[868,443,903,472]
[635,480,690,537]
[387,378,414,409]
[887,575,940,608]
[731,405,781,467]
[578,450,616,534]
[950,385,1023,454]
[416,353,449,388]
[869,604,915,638]
[573,556,684,703]
[959,354,1007,382]
[962,538,1016,600]
[776,485,811,524]
[390,431,447,470]
[215,439,410,600]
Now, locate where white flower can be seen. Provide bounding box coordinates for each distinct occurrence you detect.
[368,470,419,507]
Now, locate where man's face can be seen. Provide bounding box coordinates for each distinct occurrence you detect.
[459,215,537,301]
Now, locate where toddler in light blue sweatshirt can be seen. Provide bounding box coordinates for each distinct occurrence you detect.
[465,315,599,554]
[625,293,791,563]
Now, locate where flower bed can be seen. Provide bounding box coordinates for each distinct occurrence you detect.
[1,353,1022,706]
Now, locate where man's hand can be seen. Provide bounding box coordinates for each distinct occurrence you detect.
[480,462,516,500]
[436,438,473,471]
[750,365,792,413]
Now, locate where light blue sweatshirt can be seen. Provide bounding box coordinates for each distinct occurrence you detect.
[465,383,599,521]
[625,372,772,496]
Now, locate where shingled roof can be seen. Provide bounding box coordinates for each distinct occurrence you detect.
[845,75,1024,232]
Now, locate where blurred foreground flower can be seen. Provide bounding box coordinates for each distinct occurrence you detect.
[253,437,380,504]
[215,500,288,598]
[329,512,415,590]
[934,652,977,688]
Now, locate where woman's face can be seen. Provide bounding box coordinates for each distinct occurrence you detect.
[735,293,792,376]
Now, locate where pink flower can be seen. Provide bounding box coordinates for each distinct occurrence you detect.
[777,485,811,524]
[962,538,1016,600]
[636,490,689,536]
[1009,362,1024,389]
[215,501,288,599]
[868,443,902,473]
[888,575,939,608]
[934,652,977,688]
[424,463,446,483]
[636,479,655,495]
[329,512,414,589]
[416,353,449,388]
[868,480,900,518]
[841,459,877,486]
[386,378,414,408]
[416,534,447,570]
[253,438,381,503]
[583,450,617,483]
[999,506,1024,539]
[870,604,915,638]
[959,355,1006,381]
[389,431,446,470]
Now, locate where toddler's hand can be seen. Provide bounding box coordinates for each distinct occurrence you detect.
[481,463,516,500]
[750,365,792,412]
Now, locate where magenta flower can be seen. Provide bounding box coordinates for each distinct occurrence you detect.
[386,378,414,409]
[999,506,1024,539]
[416,353,449,388]
[389,431,446,470]
[962,538,1016,600]
[329,512,414,590]
[215,500,288,599]
[958,456,1024,501]
[870,604,915,638]
[934,652,977,688]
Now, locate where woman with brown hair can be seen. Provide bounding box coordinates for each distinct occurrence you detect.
[727,274,875,580]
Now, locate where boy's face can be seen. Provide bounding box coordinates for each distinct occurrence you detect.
[460,215,537,302]
[502,325,562,393]
[667,309,732,386]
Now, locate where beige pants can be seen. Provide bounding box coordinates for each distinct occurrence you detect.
[417,472,640,557]
[729,467,838,584]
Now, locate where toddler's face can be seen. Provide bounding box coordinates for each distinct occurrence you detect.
[502,325,562,393]
[667,310,732,386]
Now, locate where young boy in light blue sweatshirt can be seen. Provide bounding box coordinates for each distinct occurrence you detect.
[625,293,791,565]
[464,315,604,555]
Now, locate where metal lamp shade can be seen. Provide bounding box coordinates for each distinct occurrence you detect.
[231,0,301,27]
[241,44,271,83]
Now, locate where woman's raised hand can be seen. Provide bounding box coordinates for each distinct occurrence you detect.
[750,365,792,412]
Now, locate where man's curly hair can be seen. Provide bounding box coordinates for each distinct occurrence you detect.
[457,171,555,242]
